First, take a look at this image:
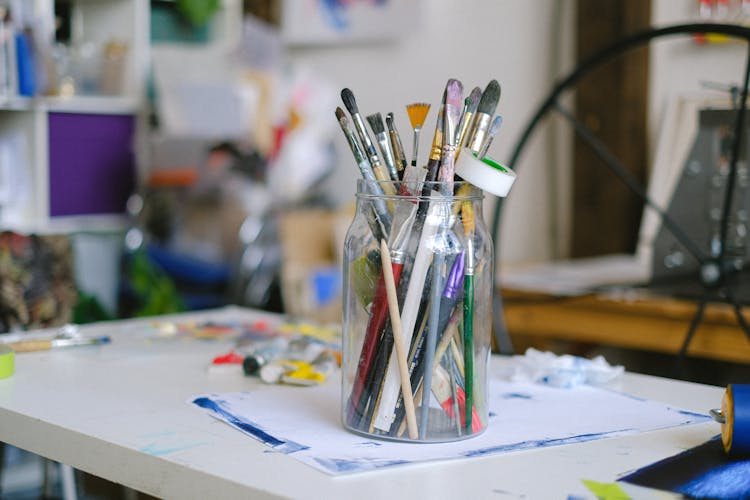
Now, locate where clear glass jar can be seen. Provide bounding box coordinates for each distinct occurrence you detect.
[341,179,493,442]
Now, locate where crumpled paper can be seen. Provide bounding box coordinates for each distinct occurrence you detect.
[500,348,625,388]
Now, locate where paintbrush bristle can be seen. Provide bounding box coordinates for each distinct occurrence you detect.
[462,201,475,235]
[444,80,463,145]
[366,113,385,134]
[335,106,347,122]
[406,102,430,130]
[445,79,464,119]
[488,114,503,137]
[467,87,482,113]
[341,88,359,115]
[477,80,501,116]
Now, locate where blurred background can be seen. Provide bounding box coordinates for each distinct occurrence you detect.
[0,0,745,324]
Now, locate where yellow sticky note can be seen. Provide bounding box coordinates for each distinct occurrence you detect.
[581,479,630,500]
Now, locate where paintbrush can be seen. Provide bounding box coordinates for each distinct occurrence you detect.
[478,114,503,159]
[367,113,398,181]
[455,87,481,161]
[463,237,475,433]
[341,88,396,195]
[336,107,392,236]
[371,200,442,433]
[8,335,111,352]
[414,79,462,436]
[368,100,437,434]
[452,82,500,216]
[406,102,430,168]
[448,348,462,435]
[386,112,407,179]
[438,79,463,194]
[465,80,501,155]
[380,239,419,439]
[460,184,476,433]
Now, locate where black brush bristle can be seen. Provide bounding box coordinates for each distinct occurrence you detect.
[341,88,359,114]
[477,80,501,116]
[366,113,385,134]
[467,86,482,113]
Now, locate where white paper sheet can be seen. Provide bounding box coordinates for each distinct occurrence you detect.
[191,372,709,475]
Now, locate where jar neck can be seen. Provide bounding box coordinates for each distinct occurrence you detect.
[355,180,483,203]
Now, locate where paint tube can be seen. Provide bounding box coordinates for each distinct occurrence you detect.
[242,336,291,375]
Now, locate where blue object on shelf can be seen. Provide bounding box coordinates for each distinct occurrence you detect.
[15,31,35,96]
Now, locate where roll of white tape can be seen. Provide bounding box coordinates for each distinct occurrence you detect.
[0,345,14,379]
[455,153,516,198]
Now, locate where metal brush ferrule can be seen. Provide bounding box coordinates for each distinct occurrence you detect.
[429,128,444,161]
[465,238,475,274]
[457,111,474,150]
[343,127,366,165]
[376,134,398,180]
[390,248,406,264]
[429,108,445,161]
[352,112,379,160]
[467,113,491,154]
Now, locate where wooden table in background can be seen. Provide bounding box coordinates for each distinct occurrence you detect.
[502,288,750,364]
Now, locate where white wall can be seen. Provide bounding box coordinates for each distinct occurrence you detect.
[286,0,576,267]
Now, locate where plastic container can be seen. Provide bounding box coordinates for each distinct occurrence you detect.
[341,179,493,442]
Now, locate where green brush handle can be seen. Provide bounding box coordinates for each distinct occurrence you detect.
[463,272,474,433]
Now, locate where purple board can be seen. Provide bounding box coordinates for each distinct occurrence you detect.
[48,112,135,216]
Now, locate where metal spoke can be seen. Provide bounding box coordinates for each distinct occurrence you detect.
[554,102,709,264]
[725,287,750,343]
[677,295,708,360]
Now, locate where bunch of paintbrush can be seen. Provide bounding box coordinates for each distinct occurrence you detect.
[337,79,502,440]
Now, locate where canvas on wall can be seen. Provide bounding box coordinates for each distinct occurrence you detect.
[280,0,419,45]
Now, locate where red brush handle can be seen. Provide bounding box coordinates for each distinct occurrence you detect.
[439,385,483,433]
[347,261,403,424]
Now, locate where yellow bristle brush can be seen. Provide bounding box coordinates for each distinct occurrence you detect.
[406,103,431,168]
[461,196,475,236]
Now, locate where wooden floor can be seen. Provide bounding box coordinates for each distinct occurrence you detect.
[501,288,750,365]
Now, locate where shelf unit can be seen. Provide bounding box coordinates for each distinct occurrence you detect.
[0,0,149,233]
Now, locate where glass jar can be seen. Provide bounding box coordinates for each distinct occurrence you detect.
[341,179,493,442]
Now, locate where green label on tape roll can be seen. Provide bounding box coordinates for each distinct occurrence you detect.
[479,156,509,173]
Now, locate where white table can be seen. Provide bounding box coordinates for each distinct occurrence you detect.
[0,306,724,499]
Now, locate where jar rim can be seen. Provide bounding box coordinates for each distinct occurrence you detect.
[355,180,484,201]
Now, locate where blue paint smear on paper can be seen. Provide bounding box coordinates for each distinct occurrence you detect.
[602,388,647,402]
[672,408,711,420]
[192,396,308,453]
[500,392,533,400]
[139,441,205,457]
[354,441,383,448]
[314,456,411,474]
[463,430,632,458]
